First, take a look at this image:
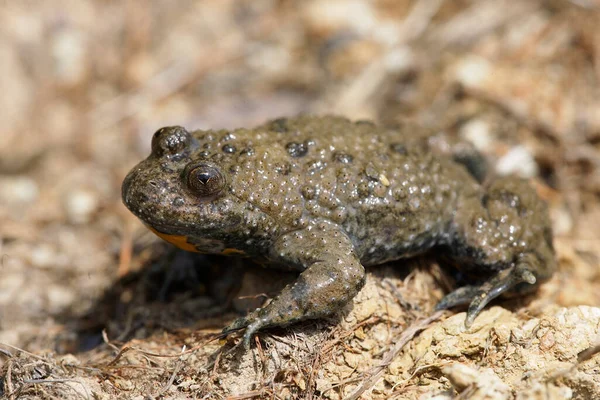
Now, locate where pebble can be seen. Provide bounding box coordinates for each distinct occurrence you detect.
[63,188,100,224]
[495,145,538,178]
[51,27,87,86]
[0,176,39,204]
[29,244,58,269]
[454,56,492,88]
[459,119,493,152]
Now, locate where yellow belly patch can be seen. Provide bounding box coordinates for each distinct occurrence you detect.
[148,227,200,252]
[147,226,246,256]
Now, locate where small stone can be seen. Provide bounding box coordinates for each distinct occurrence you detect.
[454,56,492,88]
[64,188,100,224]
[30,244,57,269]
[496,146,538,178]
[460,119,493,152]
[0,176,39,204]
[47,285,75,311]
[51,27,87,86]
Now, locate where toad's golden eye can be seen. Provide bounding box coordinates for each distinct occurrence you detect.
[185,163,226,197]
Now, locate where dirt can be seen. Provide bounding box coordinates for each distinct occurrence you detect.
[1,1,599,399]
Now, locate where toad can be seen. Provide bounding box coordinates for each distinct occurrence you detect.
[122,116,556,346]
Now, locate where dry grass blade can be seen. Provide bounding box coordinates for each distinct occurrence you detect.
[0,343,46,361]
[153,345,187,397]
[5,359,15,400]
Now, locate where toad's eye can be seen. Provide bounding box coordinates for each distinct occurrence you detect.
[151,126,192,157]
[185,164,226,197]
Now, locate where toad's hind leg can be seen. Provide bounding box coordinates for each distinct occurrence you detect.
[437,176,556,327]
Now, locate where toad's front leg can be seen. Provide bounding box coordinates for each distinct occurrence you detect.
[223,222,366,348]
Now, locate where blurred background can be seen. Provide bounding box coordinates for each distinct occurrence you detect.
[1,0,600,398]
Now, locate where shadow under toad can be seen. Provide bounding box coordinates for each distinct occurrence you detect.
[53,243,298,355]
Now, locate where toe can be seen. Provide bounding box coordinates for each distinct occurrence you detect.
[222,315,251,335]
[438,262,541,328]
[435,285,479,310]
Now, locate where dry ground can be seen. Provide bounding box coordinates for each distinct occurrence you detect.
[1,1,600,399]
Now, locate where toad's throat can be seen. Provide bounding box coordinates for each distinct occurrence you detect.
[147,226,246,255]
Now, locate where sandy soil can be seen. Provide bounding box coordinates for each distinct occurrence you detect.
[1,1,599,399]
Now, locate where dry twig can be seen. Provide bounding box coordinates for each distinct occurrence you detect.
[154,345,187,398]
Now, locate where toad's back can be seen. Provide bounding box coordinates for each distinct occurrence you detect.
[219,116,478,265]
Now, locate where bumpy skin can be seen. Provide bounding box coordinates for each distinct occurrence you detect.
[122,116,556,347]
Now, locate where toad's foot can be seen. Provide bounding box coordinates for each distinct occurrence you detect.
[435,259,538,327]
[222,222,365,349]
